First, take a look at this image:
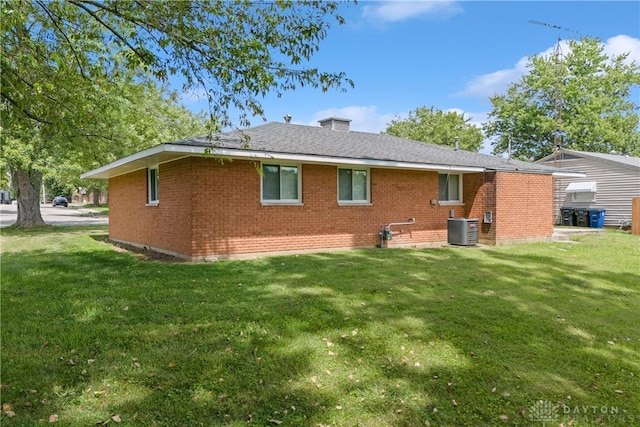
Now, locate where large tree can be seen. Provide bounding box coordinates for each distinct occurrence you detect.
[1,75,207,225]
[1,0,353,227]
[484,37,640,161]
[384,106,484,152]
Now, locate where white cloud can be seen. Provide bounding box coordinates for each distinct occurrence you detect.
[604,35,640,66]
[361,0,462,24]
[456,56,530,100]
[457,35,640,100]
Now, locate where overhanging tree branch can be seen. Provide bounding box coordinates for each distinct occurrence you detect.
[1,92,53,125]
[68,0,156,69]
[34,0,88,79]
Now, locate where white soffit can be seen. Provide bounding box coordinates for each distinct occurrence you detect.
[565,181,597,193]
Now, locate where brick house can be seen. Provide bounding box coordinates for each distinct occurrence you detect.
[82,118,578,260]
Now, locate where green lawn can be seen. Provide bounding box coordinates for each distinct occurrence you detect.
[77,204,109,215]
[1,226,638,426]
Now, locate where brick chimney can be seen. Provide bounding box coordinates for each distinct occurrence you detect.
[318,117,351,131]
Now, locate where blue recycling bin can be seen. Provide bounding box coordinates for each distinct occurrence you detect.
[589,209,606,228]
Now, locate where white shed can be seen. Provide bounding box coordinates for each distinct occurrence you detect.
[536,150,640,227]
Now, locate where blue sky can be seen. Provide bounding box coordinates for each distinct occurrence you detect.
[179,1,639,152]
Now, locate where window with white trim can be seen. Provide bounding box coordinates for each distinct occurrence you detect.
[261,163,301,204]
[572,192,596,203]
[338,168,370,204]
[147,167,159,205]
[438,173,462,203]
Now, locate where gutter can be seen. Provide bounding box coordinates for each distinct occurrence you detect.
[81,143,485,179]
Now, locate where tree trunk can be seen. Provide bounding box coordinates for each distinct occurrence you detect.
[92,188,100,206]
[11,167,47,228]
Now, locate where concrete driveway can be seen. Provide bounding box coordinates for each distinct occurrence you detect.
[0,203,108,228]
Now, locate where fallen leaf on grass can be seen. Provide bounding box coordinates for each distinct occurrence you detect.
[112,414,122,423]
[167,361,177,368]
[268,420,282,425]
[49,414,59,423]
[615,390,624,394]
[3,403,15,418]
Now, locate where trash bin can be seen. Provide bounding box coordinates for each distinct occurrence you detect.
[575,209,590,227]
[589,209,606,228]
[560,207,575,226]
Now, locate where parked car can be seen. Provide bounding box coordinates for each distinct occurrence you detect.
[52,196,69,207]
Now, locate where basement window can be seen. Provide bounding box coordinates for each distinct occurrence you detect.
[438,173,462,204]
[261,163,301,205]
[147,166,159,206]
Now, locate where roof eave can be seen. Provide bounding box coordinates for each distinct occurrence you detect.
[81,144,486,179]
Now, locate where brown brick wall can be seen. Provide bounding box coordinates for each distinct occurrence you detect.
[463,172,497,244]
[494,172,554,243]
[188,160,465,258]
[108,158,554,258]
[109,159,193,256]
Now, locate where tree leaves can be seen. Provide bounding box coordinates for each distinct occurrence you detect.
[384,106,485,152]
[485,37,640,160]
[1,0,353,227]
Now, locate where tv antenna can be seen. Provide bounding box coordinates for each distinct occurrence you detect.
[529,20,580,164]
[530,20,581,225]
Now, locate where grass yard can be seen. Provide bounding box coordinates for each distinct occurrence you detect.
[1,226,638,426]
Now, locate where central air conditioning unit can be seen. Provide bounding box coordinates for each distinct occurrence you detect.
[447,218,479,246]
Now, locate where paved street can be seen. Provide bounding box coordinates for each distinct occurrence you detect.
[0,203,108,228]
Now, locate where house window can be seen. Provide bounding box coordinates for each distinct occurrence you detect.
[566,182,597,203]
[438,173,462,204]
[261,164,301,204]
[338,168,369,204]
[572,192,596,203]
[147,167,159,205]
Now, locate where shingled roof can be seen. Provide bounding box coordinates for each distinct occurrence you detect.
[82,120,569,179]
[181,122,564,171]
